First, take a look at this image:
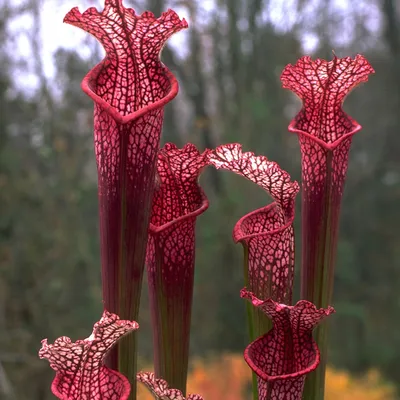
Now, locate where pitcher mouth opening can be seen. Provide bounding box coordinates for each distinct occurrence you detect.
[81,61,179,125]
[244,336,320,382]
[288,118,362,152]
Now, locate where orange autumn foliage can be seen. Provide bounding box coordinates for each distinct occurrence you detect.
[137,354,396,399]
[325,368,395,400]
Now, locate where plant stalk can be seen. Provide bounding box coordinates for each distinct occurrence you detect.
[301,151,341,400]
[98,121,159,400]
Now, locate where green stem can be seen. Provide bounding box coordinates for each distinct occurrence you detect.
[117,131,138,400]
[118,333,138,399]
[152,259,190,394]
[301,152,340,400]
[147,225,197,395]
[102,125,156,399]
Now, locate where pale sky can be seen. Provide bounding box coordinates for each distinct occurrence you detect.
[5,0,381,95]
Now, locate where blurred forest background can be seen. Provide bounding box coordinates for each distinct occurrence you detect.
[1,0,400,399]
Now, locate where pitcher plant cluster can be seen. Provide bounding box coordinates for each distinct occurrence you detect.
[38,1,375,399]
